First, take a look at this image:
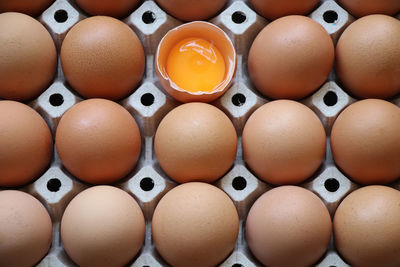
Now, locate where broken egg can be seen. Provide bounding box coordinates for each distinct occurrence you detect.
[156,21,236,103]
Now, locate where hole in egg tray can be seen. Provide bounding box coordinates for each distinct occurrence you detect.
[49,93,64,106]
[232,176,247,191]
[140,92,155,106]
[325,178,340,192]
[323,90,338,106]
[142,10,156,24]
[232,11,247,24]
[140,177,155,191]
[232,93,246,106]
[54,9,68,23]
[323,10,339,24]
[47,178,62,192]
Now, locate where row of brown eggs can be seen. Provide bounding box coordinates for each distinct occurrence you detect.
[1,0,400,20]
[1,1,400,102]
[0,1,400,267]
[1,97,399,189]
[2,179,400,266]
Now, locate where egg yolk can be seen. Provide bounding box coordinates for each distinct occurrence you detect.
[166,38,226,93]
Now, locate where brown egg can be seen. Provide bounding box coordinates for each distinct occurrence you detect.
[242,100,326,185]
[76,0,141,18]
[330,99,400,184]
[61,186,145,267]
[155,21,236,103]
[246,186,332,267]
[336,15,400,99]
[0,101,53,187]
[0,190,52,267]
[334,186,400,267]
[248,15,334,100]
[154,103,237,183]
[155,0,227,21]
[0,0,54,17]
[337,0,400,17]
[0,12,57,101]
[60,16,145,100]
[152,182,239,267]
[55,99,141,184]
[250,0,319,20]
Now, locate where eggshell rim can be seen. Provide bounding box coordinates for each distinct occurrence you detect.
[155,21,237,103]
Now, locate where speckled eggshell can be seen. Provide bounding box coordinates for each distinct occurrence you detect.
[0,101,53,187]
[152,182,239,267]
[60,16,145,100]
[336,15,400,99]
[75,0,141,18]
[0,12,57,101]
[154,103,237,183]
[242,100,326,185]
[0,0,54,17]
[0,190,52,267]
[55,99,141,184]
[250,0,319,20]
[246,186,332,267]
[155,0,227,21]
[248,15,334,100]
[61,186,145,267]
[334,186,400,267]
[337,0,400,17]
[330,99,400,184]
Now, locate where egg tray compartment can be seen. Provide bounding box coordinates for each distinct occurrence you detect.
[1,0,400,266]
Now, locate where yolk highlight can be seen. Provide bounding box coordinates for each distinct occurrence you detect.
[166,38,226,93]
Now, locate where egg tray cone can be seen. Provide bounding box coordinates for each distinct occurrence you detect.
[1,0,399,266]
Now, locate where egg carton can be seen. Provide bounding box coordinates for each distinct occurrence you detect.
[1,0,399,266]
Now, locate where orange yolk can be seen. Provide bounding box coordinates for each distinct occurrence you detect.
[166,38,226,93]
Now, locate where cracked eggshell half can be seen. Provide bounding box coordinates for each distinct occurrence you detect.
[155,21,236,103]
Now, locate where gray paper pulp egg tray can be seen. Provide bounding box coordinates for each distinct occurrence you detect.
[1,0,400,266]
